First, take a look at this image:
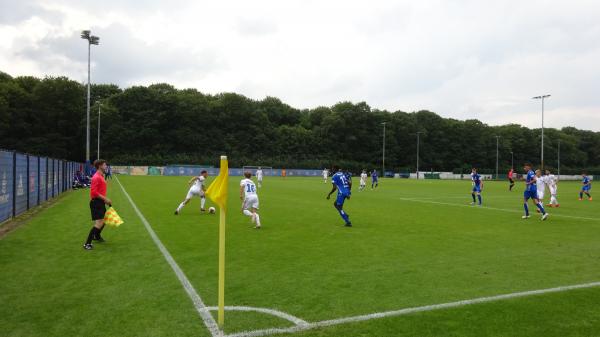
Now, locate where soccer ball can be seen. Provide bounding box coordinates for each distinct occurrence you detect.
[208,207,216,214]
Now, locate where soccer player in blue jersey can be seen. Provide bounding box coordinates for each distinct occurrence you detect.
[579,171,592,201]
[371,169,379,189]
[522,163,549,220]
[327,167,352,227]
[470,168,483,206]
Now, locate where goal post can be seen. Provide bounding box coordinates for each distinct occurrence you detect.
[241,166,274,177]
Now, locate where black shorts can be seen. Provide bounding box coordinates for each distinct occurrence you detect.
[90,198,106,221]
[509,178,514,184]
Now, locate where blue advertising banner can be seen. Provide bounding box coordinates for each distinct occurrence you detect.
[0,151,13,222]
[29,155,38,207]
[163,166,323,177]
[163,165,210,176]
[14,153,27,216]
[39,157,47,203]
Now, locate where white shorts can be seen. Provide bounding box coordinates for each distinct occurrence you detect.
[186,187,205,199]
[257,177,263,182]
[360,180,366,186]
[549,186,557,195]
[243,195,259,210]
[537,190,545,200]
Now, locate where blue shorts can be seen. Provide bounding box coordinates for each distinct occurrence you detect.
[336,193,349,206]
[524,190,538,200]
[372,177,378,183]
[582,185,591,191]
[472,185,481,193]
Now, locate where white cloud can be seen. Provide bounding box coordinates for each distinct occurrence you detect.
[0,0,599,130]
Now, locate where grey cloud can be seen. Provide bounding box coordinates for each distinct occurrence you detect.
[2,0,600,130]
[0,0,52,24]
[235,17,278,36]
[17,22,227,86]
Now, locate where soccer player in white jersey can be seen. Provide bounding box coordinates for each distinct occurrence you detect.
[240,171,261,229]
[322,168,329,183]
[359,170,367,191]
[545,170,559,207]
[174,170,208,215]
[535,170,547,208]
[256,167,264,188]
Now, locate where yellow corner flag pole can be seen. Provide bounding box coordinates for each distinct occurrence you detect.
[218,198,226,327]
[205,155,229,328]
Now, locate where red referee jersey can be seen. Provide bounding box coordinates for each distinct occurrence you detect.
[90,172,107,199]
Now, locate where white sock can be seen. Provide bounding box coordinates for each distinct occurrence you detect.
[201,197,206,209]
[255,213,261,226]
[177,202,185,212]
[243,210,253,217]
[551,195,557,204]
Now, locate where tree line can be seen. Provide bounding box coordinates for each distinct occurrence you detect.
[1,71,599,175]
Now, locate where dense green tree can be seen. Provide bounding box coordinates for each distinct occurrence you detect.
[1,71,599,175]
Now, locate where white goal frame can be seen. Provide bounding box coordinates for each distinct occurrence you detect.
[242,166,274,178]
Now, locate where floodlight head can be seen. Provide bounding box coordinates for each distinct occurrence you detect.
[90,36,100,45]
[81,30,91,39]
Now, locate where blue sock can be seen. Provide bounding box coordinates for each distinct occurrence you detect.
[338,209,350,223]
[586,192,591,198]
[536,202,546,215]
[477,195,482,205]
[471,193,476,202]
[524,203,529,216]
[580,192,583,198]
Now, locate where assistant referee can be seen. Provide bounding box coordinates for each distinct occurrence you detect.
[83,159,112,250]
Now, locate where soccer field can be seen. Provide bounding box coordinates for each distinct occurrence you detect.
[2,176,600,337]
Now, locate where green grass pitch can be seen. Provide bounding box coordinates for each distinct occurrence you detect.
[1,176,600,337]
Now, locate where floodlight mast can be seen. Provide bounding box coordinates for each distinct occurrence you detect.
[381,122,386,177]
[495,135,500,179]
[81,30,100,163]
[97,101,101,160]
[532,94,550,170]
[416,131,422,179]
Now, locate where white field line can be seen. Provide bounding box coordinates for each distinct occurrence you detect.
[413,195,524,200]
[226,281,600,337]
[116,177,221,337]
[205,306,308,326]
[395,196,600,222]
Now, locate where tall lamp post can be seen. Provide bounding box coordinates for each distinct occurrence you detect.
[416,131,422,179]
[557,139,561,178]
[81,30,100,163]
[532,94,550,170]
[97,101,102,160]
[381,122,386,177]
[510,151,514,169]
[495,135,500,180]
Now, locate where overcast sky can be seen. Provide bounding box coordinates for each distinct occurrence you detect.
[1,0,599,130]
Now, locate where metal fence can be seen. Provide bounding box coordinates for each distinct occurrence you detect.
[0,149,82,223]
